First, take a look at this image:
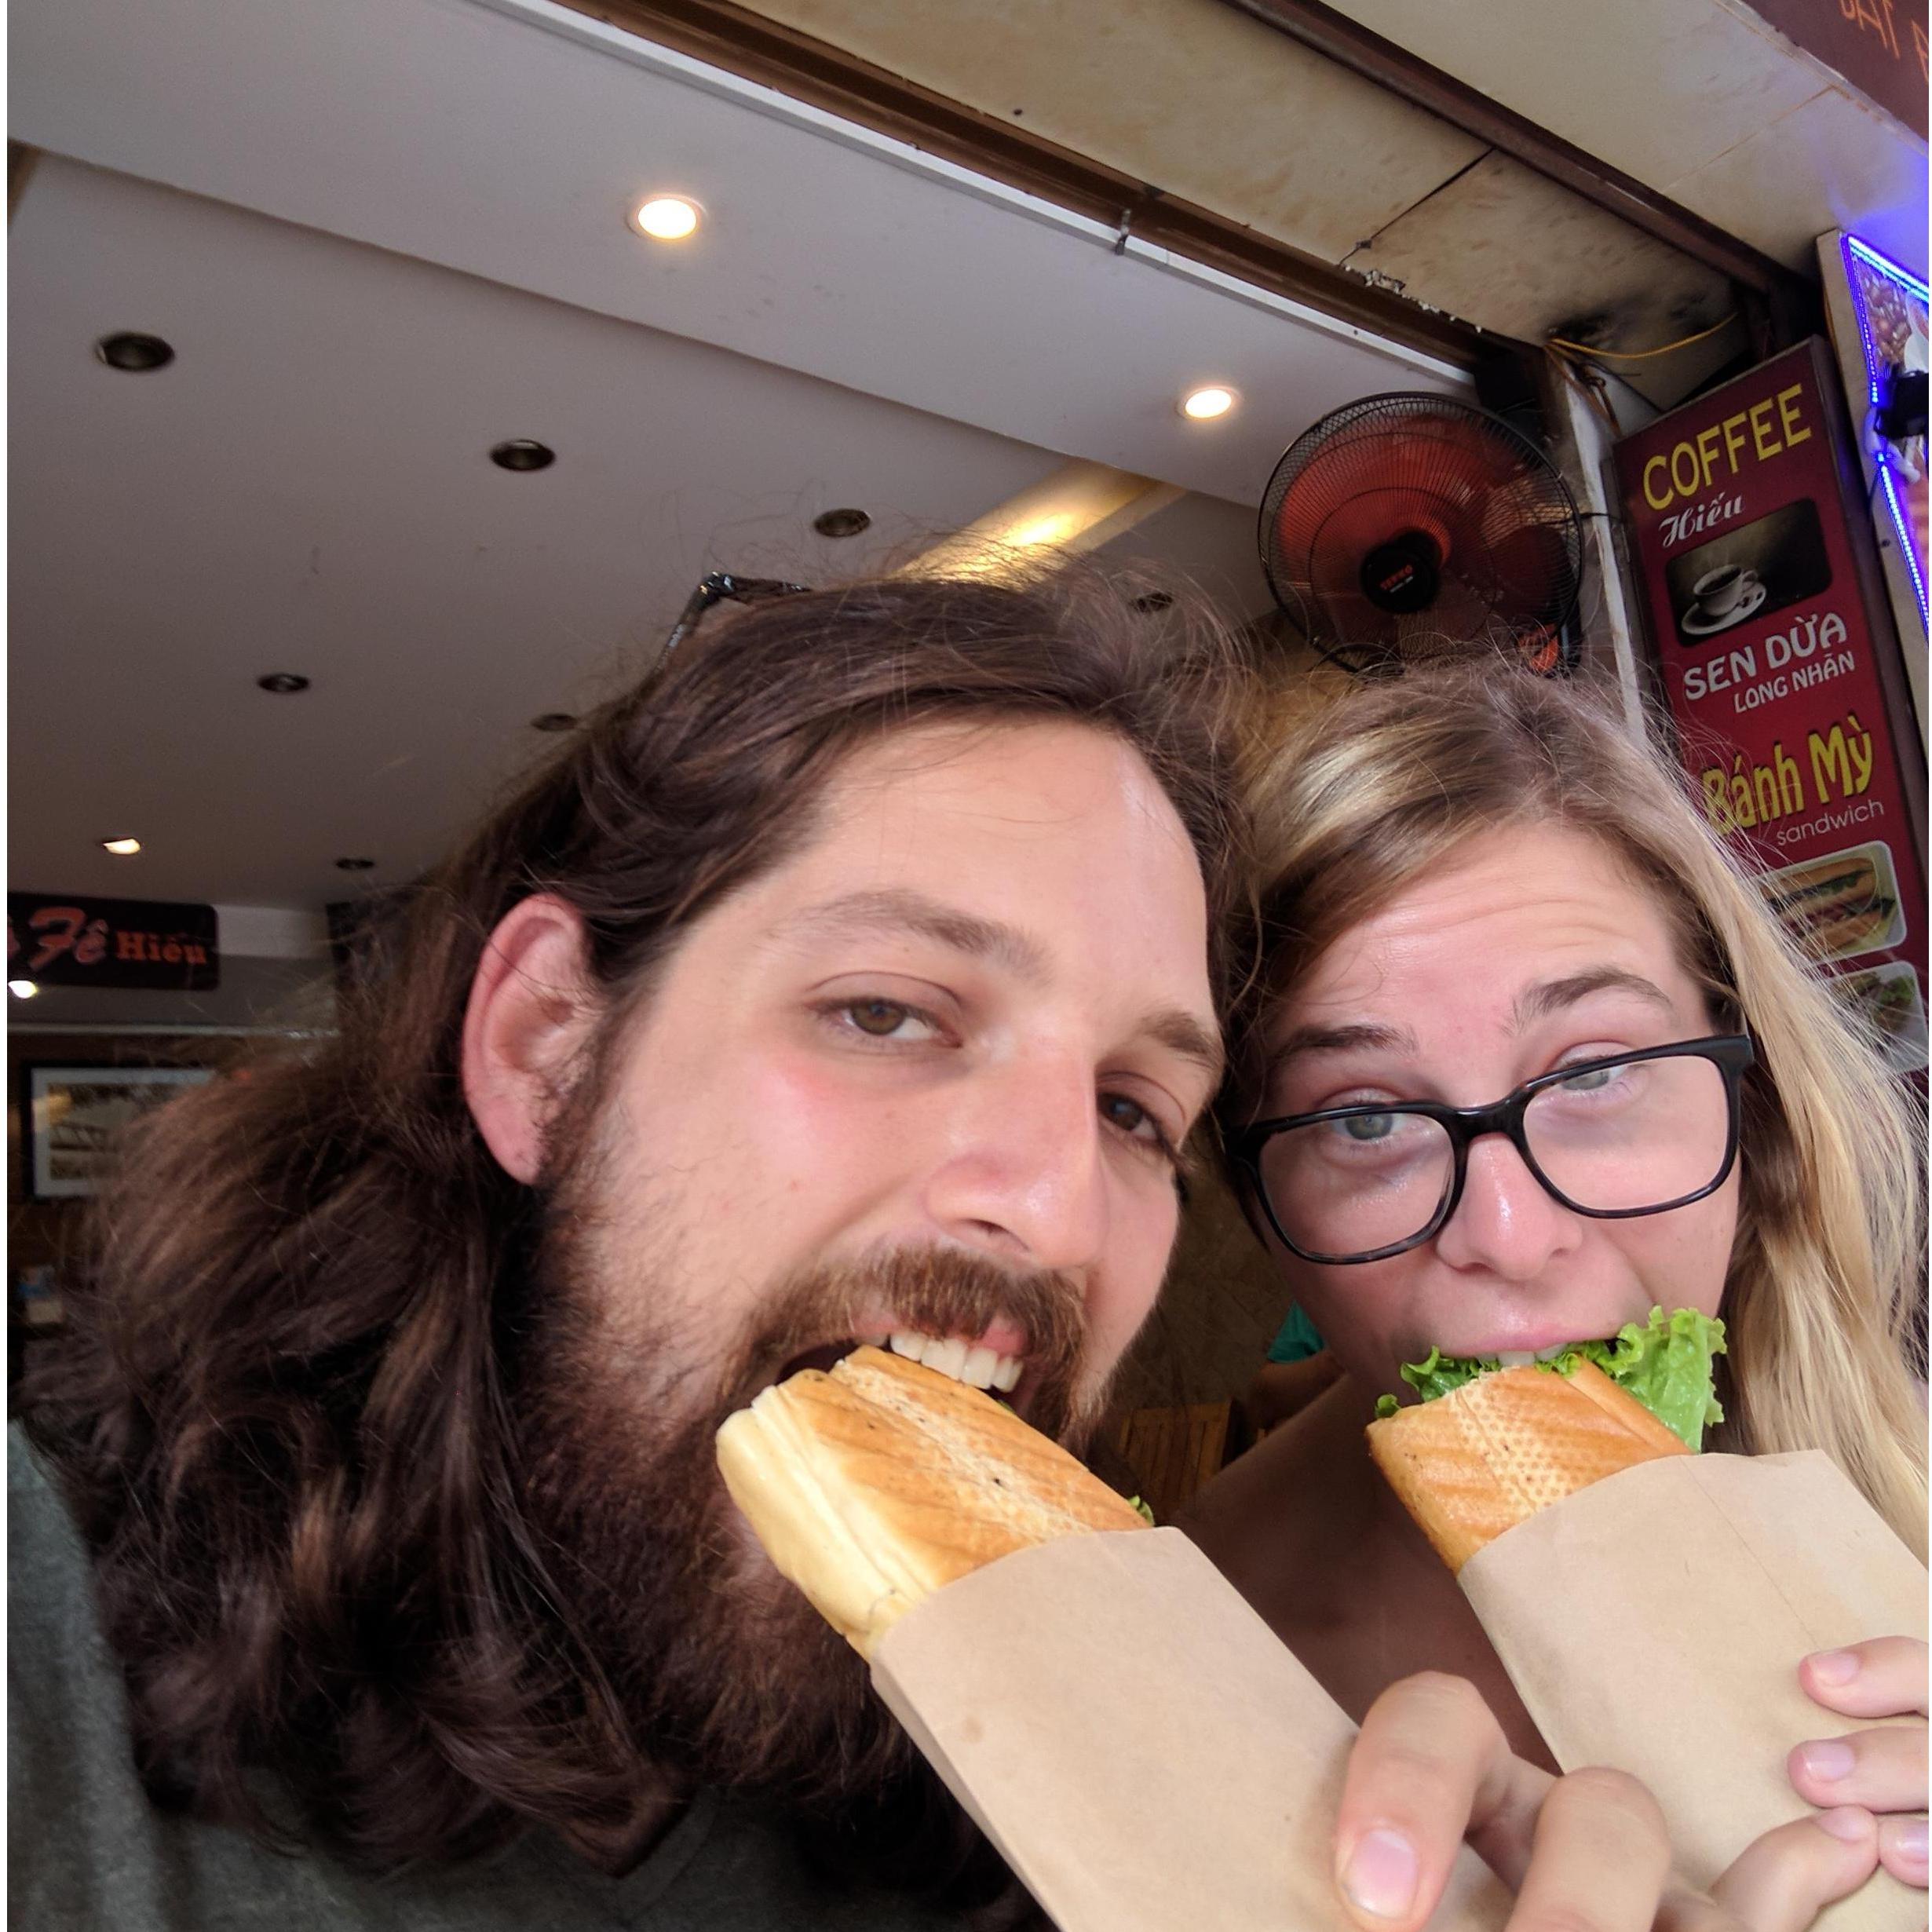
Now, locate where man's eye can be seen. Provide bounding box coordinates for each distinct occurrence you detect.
[1101,1092,1176,1156]
[845,999,917,1038]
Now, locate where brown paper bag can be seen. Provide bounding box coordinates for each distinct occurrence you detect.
[871,1527,1513,1930]
[1459,1451,1927,1930]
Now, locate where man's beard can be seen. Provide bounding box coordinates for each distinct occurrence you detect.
[509,1150,1118,1824]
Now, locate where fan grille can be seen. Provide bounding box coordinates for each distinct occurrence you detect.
[1259,394,1583,672]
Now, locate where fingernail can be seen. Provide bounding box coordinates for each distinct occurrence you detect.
[1808,1649,1860,1685]
[1797,1740,1857,1781]
[1341,1828,1419,1919]
[1815,1806,1872,1842]
[1896,1818,1928,1864]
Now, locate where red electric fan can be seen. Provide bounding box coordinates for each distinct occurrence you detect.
[1258,393,1584,676]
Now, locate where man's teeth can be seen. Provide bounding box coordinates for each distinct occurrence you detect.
[1497,1345,1583,1368]
[889,1329,1023,1392]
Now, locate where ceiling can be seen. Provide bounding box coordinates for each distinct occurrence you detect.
[10,0,1469,919]
[714,0,1923,400]
[699,0,1753,404]
[1311,0,1927,279]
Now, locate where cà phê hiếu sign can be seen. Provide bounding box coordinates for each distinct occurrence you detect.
[8,894,220,991]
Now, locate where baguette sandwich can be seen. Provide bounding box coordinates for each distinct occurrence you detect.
[1367,1306,1726,1574]
[1833,964,1919,1043]
[717,1343,1148,1658]
[1763,853,1897,960]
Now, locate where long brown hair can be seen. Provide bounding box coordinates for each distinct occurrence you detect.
[1218,659,1927,1556]
[24,567,1253,1873]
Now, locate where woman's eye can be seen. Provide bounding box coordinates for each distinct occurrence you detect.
[1342,1112,1396,1142]
[1556,1064,1618,1093]
[831,999,939,1043]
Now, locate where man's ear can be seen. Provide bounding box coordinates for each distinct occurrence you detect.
[461,894,601,1185]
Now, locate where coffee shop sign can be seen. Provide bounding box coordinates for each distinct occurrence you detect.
[1679,606,1852,703]
[1699,708,1877,835]
[6,894,220,990]
[1638,383,1813,515]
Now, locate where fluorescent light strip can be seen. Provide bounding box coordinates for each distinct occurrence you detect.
[1846,235,1929,301]
[1879,461,1928,620]
[470,0,1470,388]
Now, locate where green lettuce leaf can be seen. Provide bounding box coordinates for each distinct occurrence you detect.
[1379,1306,1726,1450]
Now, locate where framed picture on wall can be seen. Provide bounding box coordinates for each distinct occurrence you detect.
[21,1065,214,1201]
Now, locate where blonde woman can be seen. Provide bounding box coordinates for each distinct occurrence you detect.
[1179,659,1928,1919]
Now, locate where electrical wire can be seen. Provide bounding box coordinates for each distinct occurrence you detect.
[1563,346,1663,415]
[1546,345,1622,437]
[1546,313,1740,361]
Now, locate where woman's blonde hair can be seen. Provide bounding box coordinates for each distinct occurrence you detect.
[1222,658,1927,1557]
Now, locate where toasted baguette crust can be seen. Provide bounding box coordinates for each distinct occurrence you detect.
[1558,1360,1696,1459]
[717,1345,1145,1656]
[1367,1364,1686,1574]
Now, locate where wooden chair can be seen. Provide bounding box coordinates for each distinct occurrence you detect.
[1108,1401,1232,1525]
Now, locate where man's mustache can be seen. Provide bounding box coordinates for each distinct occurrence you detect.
[722,1245,1094,1441]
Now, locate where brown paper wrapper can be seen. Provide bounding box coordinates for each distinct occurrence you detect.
[1459,1451,1927,1929]
[871,1527,1512,1930]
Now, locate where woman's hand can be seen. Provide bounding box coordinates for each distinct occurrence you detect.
[1338,1671,1882,1929]
[1788,1638,1928,1890]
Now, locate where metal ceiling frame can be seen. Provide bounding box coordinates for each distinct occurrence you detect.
[551,0,1504,371]
[1218,0,1820,349]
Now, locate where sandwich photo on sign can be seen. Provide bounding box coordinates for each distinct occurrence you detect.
[1830,961,1928,1074]
[1760,839,1905,964]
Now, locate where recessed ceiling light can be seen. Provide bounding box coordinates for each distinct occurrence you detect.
[631,195,703,242]
[491,440,555,473]
[813,508,871,539]
[1180,385,1237,421]
[335,857,377,871]
[9,981,38,1000]
[95,331,175,372]
[257,673,311,694]
[100,837,143,856]
[531,712,579,732]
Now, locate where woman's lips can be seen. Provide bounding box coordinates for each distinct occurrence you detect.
[1430,1328,1610,1358]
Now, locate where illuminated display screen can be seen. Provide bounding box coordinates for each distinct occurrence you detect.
[1839,234,1929,630]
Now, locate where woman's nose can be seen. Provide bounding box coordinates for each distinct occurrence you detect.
[919,1057,1110,1276]
[1430,1132,1583,1280]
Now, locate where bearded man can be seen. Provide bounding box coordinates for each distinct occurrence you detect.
[13,569,1743,1931]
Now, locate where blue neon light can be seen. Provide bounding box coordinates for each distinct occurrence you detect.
[1840,233,1929,628]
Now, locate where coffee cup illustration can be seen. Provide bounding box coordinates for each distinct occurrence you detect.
[1692,564,1758,618]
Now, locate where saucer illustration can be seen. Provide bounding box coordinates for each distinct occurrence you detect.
[1682,579,1766,637]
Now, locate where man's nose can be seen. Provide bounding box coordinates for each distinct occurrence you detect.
[1430,1132,1582,1280]
[919,1055,1109,1275]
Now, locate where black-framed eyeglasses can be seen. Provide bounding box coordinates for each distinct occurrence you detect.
[662,572,813,659]
[1231,1035,1755,1266]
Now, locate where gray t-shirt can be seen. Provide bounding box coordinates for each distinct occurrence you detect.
[9,1430,1027,1931]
